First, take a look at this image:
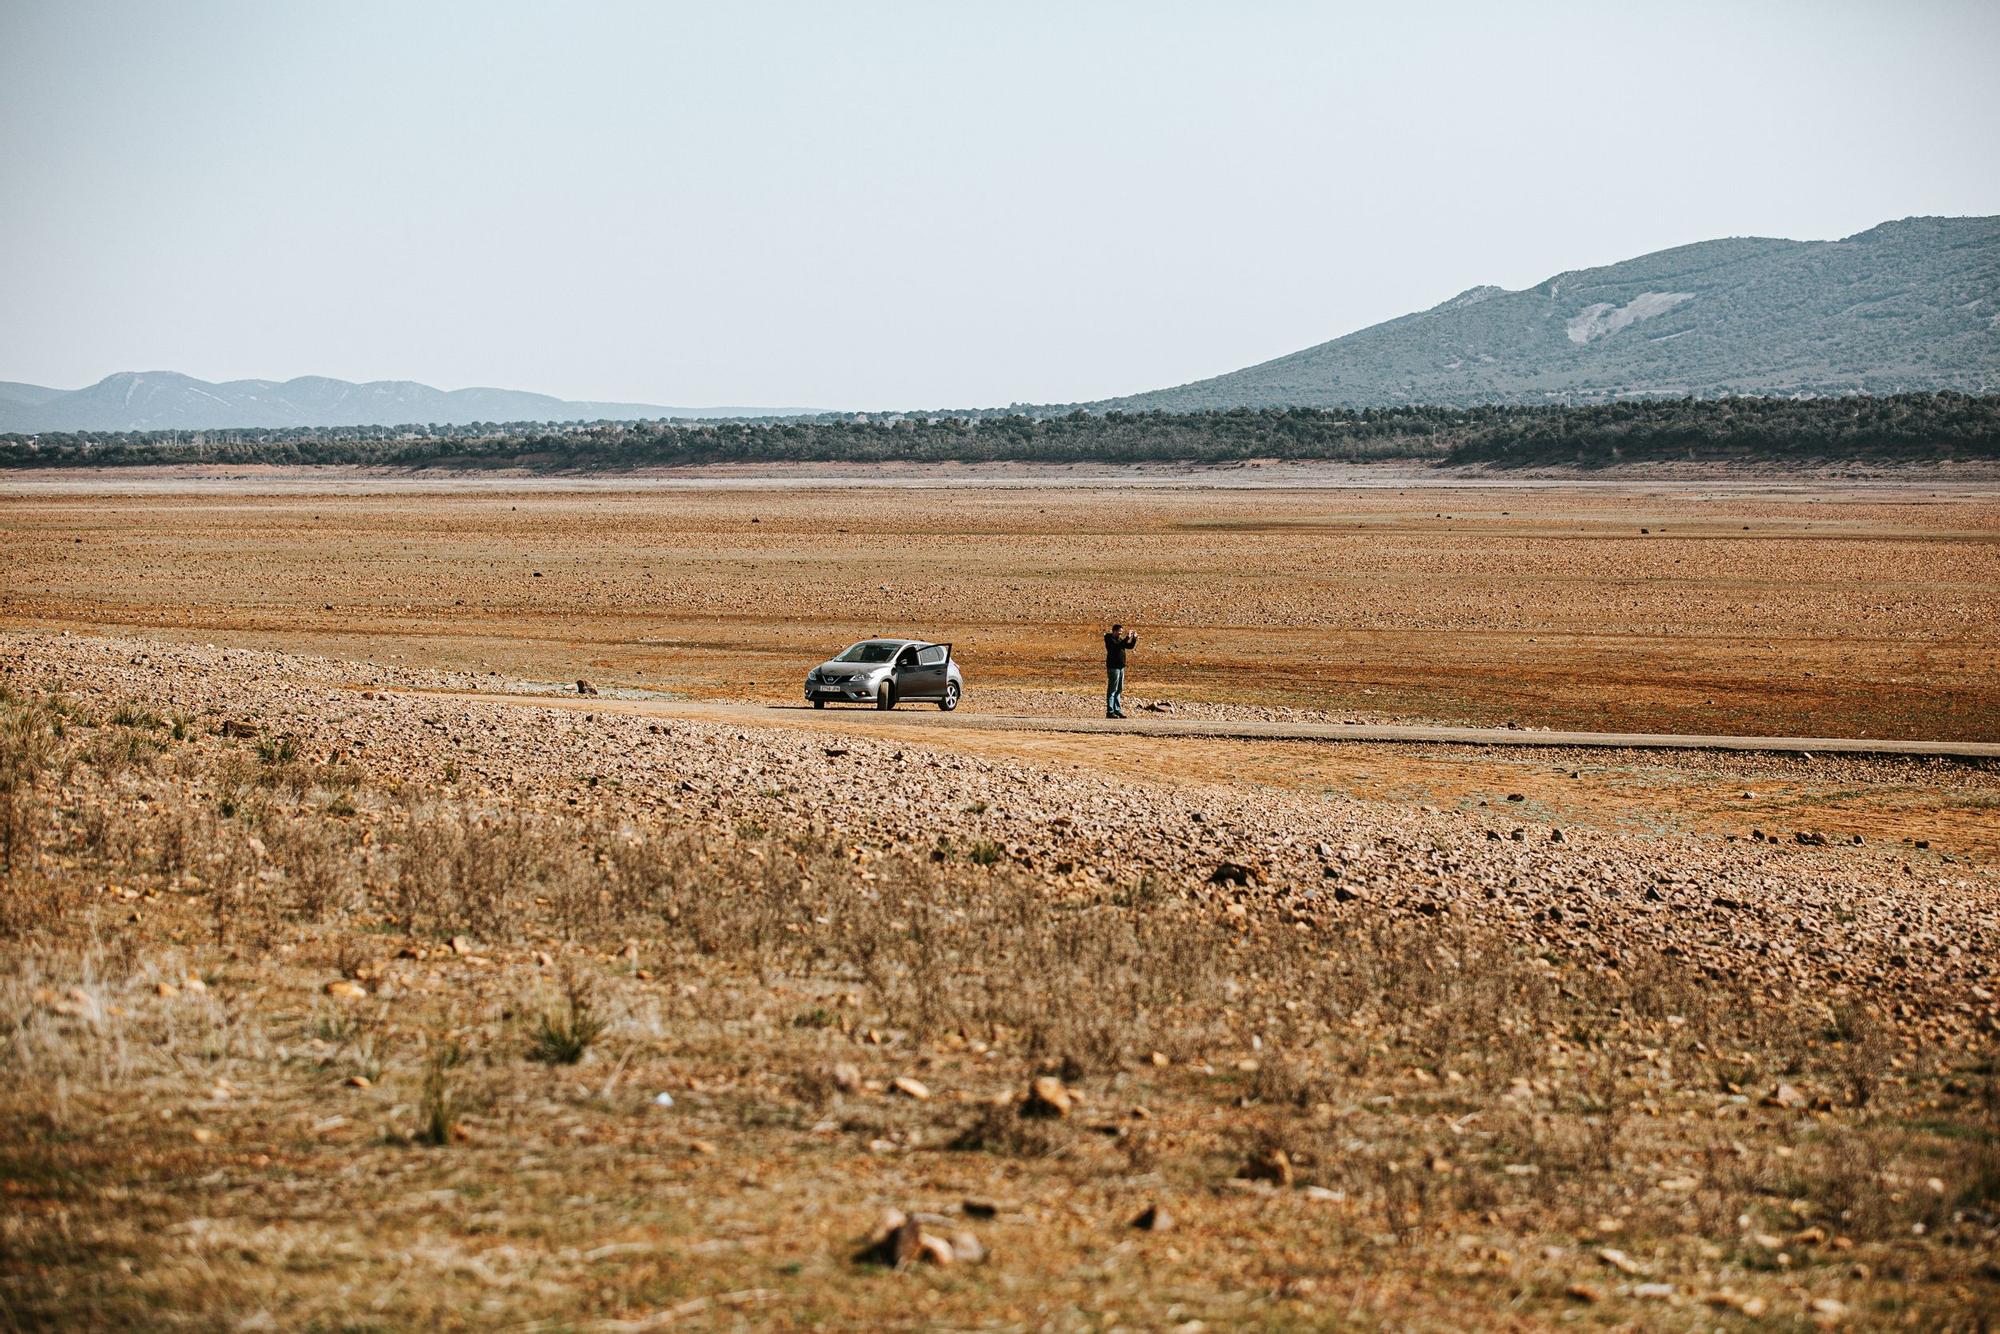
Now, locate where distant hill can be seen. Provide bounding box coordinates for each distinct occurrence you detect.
[0,372,804,432]
[0,381,64,411]
[1100,216,2000,411]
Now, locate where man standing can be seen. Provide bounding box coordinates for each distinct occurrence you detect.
[1104,623,1137,719]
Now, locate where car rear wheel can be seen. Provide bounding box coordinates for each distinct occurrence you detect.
[875,681,896,710]
[939,681,959,712]
[812,698,825,709]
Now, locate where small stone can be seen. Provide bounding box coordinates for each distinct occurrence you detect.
[829,1062,862,1092]
[449,935,474,956]
[890,1076,931,1101]
[860,1211,922,1268]
[1131,1203,1174,1232]
[324,980,366,1001]
[1598,1247,1644,1275]
[344,1075,371,1089]
[948,1230,986,1263]
[1565,1284,1603,1304]
[1763,1082,1809,1109]
[1242,1146,1293,1186]
[1209,860,1264,887]
[1020,1075,1072,1119]
[915,1234,955,1266]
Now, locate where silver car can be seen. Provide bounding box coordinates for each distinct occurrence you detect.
[805,638,962,711]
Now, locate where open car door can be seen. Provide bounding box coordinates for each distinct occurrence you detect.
[903,642,951,700]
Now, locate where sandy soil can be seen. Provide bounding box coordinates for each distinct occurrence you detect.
[2,471,1997,742]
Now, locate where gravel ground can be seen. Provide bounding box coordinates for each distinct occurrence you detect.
[9,630,1995,1048]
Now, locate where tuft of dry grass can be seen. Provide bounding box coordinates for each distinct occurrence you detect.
[529,967,608,1064]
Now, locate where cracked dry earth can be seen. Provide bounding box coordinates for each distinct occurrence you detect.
[3,630,1999,1330]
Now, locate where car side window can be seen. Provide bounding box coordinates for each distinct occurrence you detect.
[897,647,918,667]
[917,645,946,668]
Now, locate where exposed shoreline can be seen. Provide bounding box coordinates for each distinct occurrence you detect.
[5,456,2000,495]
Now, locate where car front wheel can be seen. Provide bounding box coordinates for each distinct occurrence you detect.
[812,698,825,709]
[939,681,959,712]
[876,681,896,710]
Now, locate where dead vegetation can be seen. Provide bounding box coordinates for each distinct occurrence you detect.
[0,681,1996,1329]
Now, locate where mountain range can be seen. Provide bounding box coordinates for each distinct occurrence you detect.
[8,216,1996,432]
[1097,215,1999,411]
[0,373,800,433]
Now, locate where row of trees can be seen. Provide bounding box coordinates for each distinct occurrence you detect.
[3,394,1994,470]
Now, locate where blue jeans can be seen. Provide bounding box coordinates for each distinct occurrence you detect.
[1106,667,1125,717]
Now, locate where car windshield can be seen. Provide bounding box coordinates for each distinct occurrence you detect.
[834,641,900,664]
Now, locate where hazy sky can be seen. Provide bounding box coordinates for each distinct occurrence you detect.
[3,1,1996,409]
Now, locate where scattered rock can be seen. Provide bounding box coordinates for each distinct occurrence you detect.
[858,1209,982,1268]
[1020,1075,1073,1119]
[1763,1082,1809,1110]
[890,1075,931,1101]
[576,680,598,696]
[1597,1247,1645,1276]
[1131,1202,1174,1232]
[858,1211,924,1268]
[1209,861,1265,887]
[1241,1146,1293,1186]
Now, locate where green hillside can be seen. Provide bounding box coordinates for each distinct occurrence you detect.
[1100,217,2000,410]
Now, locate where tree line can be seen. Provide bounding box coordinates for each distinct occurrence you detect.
[2,393,1994,470]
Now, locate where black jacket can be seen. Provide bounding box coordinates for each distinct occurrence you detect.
[1104,631,1136,669]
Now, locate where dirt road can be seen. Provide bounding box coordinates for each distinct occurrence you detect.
[407,688,2000,758]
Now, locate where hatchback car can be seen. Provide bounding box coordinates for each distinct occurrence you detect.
[805,639,961,710]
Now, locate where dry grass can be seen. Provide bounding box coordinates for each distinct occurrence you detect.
[0,689,1995,1329]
